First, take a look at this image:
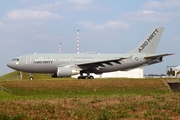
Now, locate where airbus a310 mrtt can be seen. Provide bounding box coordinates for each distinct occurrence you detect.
[7,27,173,80]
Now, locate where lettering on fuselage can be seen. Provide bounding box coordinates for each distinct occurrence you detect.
[33,57,55,64]
[138,29,158,53]
[34,61,53,64]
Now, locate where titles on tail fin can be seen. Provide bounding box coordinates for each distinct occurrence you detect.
[128,27,164,54]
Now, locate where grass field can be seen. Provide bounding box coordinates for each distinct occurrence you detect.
[0,71,180,120]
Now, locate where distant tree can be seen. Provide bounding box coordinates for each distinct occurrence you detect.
[177,71,180,75]
[167,68,175,76]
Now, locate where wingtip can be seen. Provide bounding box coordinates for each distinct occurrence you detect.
[168,53,175,56]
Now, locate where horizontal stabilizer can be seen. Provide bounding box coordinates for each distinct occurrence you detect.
[144,53,174,60]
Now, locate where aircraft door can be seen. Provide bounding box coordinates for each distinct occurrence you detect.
[70,58,74,64]
[26,56,32,64]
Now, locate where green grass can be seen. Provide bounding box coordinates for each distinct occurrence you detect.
[0,71,75,81]
[0,71,180,119]
[0,91,15,100]
[0,94,179,120]
[0,71,172,100]
[0,78,169,99]
[0,71,53,80]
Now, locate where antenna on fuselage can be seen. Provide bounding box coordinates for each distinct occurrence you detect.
[59,42,62,53]
[77,29,80,54]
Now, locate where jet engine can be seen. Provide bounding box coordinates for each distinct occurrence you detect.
[56,67,80,77]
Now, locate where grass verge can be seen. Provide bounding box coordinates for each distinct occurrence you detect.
[0,72,180,119]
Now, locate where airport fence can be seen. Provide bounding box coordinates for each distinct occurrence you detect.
[0,86,12,93]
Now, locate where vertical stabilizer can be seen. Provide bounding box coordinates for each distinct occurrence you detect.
[128,27,164,54]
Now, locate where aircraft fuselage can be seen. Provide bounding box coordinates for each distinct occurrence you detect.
[7,53,146,74]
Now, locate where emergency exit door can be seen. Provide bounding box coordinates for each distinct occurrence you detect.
[26,56,32,64]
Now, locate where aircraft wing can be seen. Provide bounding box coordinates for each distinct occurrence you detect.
[76,57,127,68]
[144,53,174,60]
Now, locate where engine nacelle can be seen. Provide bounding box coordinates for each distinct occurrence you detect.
[57,67,80,77]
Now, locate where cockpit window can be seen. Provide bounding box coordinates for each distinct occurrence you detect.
[12,58,19,61]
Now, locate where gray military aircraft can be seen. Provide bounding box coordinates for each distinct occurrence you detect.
[7,27,173,80]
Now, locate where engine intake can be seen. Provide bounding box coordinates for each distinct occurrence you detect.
[57,67,80,77]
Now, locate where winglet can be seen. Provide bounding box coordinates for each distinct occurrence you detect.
[128,27,164,54]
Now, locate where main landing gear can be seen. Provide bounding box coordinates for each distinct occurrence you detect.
[78,75,94,79]
[77,71,94,79]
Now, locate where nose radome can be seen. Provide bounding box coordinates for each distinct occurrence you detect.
[7,62,13,68]
[7,62,17,69]
[7,58,21,70]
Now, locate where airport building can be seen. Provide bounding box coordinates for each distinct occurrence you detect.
[72,68,144,78]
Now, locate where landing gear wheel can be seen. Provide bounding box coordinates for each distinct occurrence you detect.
[78,76,94,79]
[78,76,86,79]
[88,76,94,79]
[78,76,82,79]
[29,77,34,80]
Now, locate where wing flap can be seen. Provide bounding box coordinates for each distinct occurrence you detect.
[76,58,127,68]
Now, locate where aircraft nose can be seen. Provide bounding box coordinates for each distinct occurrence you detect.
[7,62,13,68]
[7,61,19,69]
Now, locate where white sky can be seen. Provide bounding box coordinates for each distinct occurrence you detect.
[1,0,180,76]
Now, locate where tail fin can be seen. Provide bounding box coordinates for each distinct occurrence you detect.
[128,27,164,54]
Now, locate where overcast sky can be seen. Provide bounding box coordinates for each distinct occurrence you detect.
[1,0,180,76]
